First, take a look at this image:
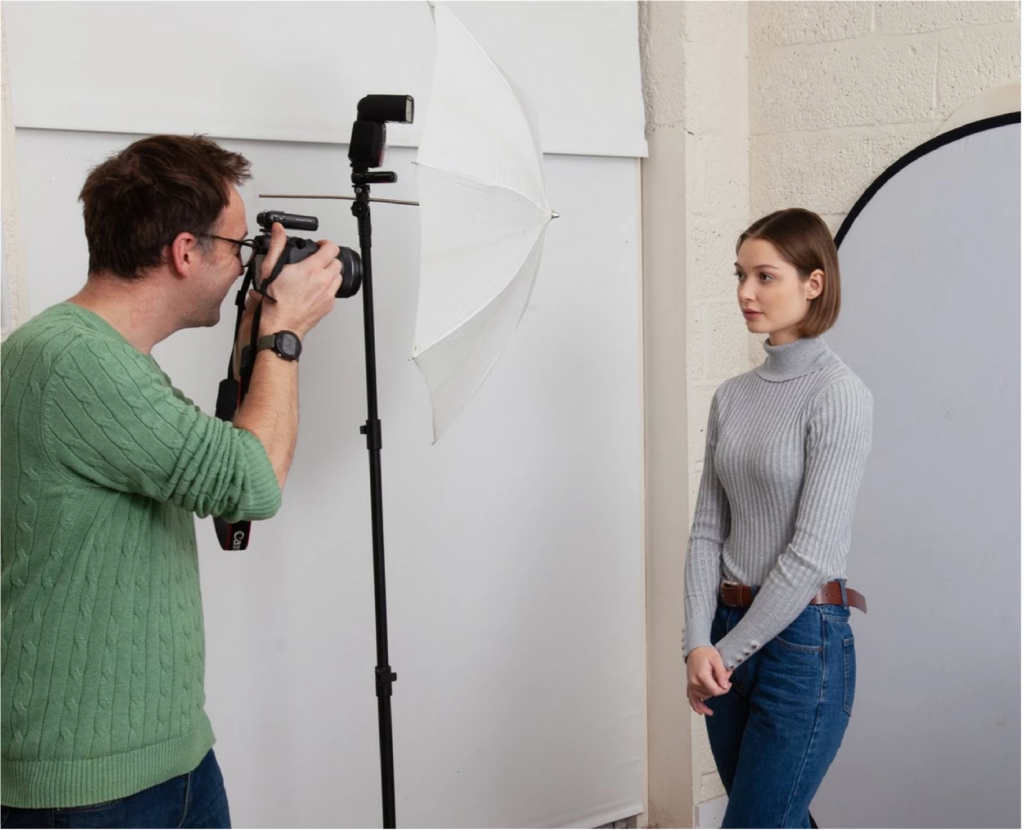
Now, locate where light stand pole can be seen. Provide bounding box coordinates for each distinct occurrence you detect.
[346,94,414,828]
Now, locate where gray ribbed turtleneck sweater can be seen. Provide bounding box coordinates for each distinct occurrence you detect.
[683,336,873,670]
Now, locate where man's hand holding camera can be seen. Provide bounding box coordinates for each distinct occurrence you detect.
[234,223,343,374]
[257,222,344,339]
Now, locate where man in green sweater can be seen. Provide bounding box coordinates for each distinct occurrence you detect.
[1,135,344,828]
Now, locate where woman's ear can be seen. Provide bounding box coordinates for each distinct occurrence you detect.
[806,269,825,301]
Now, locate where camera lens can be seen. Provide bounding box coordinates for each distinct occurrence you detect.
[337,248,363,298]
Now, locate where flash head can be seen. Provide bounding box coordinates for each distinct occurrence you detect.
[356,95,415,124]
[349,94,415,170]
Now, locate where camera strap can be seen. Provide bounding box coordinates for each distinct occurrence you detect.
[212,261,261,550]
[254,247,288,301]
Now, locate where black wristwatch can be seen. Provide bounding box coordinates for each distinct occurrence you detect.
[256,331,303,362]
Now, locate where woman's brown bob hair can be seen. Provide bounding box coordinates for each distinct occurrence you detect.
[737,208,841,338]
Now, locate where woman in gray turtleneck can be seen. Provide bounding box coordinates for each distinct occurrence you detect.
[683,209,873,829]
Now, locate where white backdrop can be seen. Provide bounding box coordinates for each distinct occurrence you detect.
[4,1,647,158]
[6,3,648,825]
[13,130,645,828]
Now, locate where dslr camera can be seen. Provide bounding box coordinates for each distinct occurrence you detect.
[251,210,362,299]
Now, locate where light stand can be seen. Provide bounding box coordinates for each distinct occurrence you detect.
[347,94,414,830]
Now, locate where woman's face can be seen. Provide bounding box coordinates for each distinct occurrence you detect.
[735,237,823,346]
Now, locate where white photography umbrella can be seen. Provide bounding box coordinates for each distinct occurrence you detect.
[414,2,557,442]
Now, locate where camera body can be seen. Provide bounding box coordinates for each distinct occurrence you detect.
[253,210,362,299]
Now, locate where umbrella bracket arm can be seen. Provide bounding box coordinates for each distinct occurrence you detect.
[353,171,398,186]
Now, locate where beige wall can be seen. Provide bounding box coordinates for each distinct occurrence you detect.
[640,1,1020,826]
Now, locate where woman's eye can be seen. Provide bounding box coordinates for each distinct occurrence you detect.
[759,272,774,282]
[734,272,744,281]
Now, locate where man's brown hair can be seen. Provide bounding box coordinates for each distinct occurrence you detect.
[79,134,252,279]
[737,208,842,337]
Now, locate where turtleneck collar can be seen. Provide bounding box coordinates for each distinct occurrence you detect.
[756,336,836,382]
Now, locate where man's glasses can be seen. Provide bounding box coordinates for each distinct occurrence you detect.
[201,234,255,268]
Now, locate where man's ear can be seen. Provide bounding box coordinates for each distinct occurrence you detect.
[168,232,201,278]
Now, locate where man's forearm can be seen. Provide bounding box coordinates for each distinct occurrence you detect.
[232,349,299,490]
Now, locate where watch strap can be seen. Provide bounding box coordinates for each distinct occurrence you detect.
[256,333,278,352]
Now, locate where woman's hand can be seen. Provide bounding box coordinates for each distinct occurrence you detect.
[686,646,732,716]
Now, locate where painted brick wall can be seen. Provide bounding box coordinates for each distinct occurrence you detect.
[750,1,1021,235]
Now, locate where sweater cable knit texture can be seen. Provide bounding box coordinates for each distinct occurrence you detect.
[1,303,281,808]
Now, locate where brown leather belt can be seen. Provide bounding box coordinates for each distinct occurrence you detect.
[719,580,867,614]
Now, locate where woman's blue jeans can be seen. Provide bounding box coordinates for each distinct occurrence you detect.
[706,598,856,829]
[1,749,229,829]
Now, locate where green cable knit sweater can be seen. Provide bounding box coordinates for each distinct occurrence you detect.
[1,303,281,808]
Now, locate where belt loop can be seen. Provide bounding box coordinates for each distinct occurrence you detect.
[838,578,849,609]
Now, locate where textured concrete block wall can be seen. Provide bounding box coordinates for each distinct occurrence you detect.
[750,1,1021,236]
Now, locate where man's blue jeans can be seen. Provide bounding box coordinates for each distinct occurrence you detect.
[1,749,230,829]
[706,599,856,829]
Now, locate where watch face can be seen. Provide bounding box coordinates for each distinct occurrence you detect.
[278,331,301,359]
